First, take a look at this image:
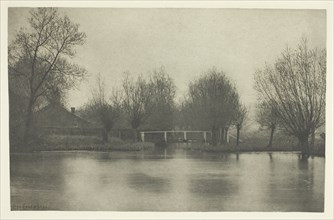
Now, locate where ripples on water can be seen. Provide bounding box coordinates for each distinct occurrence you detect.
[10,146,325,211]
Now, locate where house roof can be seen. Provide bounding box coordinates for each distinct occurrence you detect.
[34,103,94,128]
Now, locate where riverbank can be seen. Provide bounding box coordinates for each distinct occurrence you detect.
[170,143,324,157]
[10,133,325,157]
[34,141,156,152]
[10,135,155,152]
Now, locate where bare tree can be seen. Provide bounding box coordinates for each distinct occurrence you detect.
[145,67,176,130]
[234,104,247,146]
[186,68,240,145]
[254,38,326,158]
[176,99,195,130]
[9,8,87,143]
[256,101,280,148]
[82,74,122,143]
[122,73,149,141]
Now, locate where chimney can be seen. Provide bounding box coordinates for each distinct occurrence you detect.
[71,107,75,114]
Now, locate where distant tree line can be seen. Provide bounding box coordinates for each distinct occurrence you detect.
[78,67,247,145]
[81,67,246,145]
[80,67,176,142]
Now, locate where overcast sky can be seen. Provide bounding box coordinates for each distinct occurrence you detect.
[8,8,326,113]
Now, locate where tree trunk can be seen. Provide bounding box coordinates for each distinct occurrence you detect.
[299,135,310,159]
[310,126,315,153]
[236,124,240,146]
[133,129,138,142]
[102,128,109,143]
[23,97,34,145]
[268,124,275,148]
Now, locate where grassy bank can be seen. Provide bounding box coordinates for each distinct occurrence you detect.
[236,130,325,156]
[172,142,296,152]
[171,130,325,156]
[10,130,325,157]
[12,134,155,152]
[173,143,324,155]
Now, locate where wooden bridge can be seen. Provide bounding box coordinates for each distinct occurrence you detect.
[140,130,210,143]
[139,130,231,144]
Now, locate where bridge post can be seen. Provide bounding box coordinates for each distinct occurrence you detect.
[140,132,145,142]
[184,131,187,141]
[203,131,207,143]
[164,132,167,143]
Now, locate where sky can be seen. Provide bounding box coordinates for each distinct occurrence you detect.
[8,8,326,116]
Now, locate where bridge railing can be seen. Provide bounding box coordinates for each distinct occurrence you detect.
[139,130,213,143]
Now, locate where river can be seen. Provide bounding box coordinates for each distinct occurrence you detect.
[10,146,324,211]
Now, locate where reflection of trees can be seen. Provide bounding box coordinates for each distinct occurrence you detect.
[189,177,238,196]
[187,174,241,211]
[127,172,171,193]
[11,154,68,210]
[267,158,323,212]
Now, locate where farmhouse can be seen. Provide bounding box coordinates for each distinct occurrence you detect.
[33,103,97,135]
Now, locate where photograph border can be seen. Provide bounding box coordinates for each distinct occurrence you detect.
[1,1,333,219]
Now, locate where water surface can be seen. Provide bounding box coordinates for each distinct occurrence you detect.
[10,147,325,211]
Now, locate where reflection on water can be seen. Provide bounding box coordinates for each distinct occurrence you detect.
[189,177,238,196]
[127,172,171,193]
[10,146,325,211]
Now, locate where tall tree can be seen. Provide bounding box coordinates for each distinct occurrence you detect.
[122,73,149,141]
[9,8,87,143]
[186,68,240,145]
[256,101,280,148]
[234,104,247,146]
[254,38,326,158]
[176,99,194,130]
[145,67,176,130]
[81,74,121,143]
